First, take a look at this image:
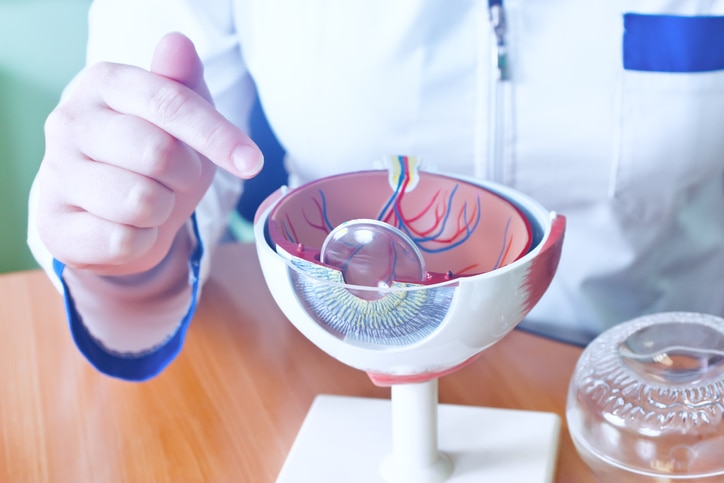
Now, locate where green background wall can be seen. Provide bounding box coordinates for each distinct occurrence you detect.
[0,0,91,273]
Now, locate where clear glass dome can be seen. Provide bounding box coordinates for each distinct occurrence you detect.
[567,312,724,482]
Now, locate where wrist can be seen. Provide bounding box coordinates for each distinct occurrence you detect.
[60,222,198,353]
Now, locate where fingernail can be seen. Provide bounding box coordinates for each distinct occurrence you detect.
[232,144,264,177]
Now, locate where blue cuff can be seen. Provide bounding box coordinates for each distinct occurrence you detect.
[53,214,204,381]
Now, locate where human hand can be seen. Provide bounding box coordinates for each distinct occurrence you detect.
[35,32,262,277]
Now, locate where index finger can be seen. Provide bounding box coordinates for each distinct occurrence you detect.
[95,62,263,178]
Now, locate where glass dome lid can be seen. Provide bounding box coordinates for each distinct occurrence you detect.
[567,312,724,480]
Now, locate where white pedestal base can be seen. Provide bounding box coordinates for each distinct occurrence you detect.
[277,395,561,483]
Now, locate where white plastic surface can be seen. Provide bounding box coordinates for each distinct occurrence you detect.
[277,395,561,483]
[381,380,453,483]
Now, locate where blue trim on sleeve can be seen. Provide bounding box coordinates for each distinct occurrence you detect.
[623,13,724,73]
[53,215,204,381]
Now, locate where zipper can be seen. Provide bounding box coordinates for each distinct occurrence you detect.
[489,0,509,82]
[484,0,512,184]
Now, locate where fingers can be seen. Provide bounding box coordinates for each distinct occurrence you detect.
[37,204,160,271]
[70,108,204,192]
[36,33,260,275]
[57,32,263,179]
[87,64,262,179]
[61,159,176,229]
[149,32,263,176]
[37,149,214,274]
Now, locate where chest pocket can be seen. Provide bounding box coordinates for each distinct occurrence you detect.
[612,13,724,221]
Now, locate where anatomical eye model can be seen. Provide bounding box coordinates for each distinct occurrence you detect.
[265,155,535,349]
[255,155,566,482]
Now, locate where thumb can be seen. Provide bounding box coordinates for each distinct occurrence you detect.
[151,32,213,102]
[145,32,263,178]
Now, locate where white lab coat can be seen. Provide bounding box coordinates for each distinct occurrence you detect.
[28,0,724,361]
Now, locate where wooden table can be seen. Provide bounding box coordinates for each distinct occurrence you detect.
[0,243,595,482]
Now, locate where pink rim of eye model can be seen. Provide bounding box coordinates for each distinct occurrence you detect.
[267,166,533,283]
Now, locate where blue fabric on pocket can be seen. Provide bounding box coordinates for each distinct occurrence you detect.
[623,13,724,73]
